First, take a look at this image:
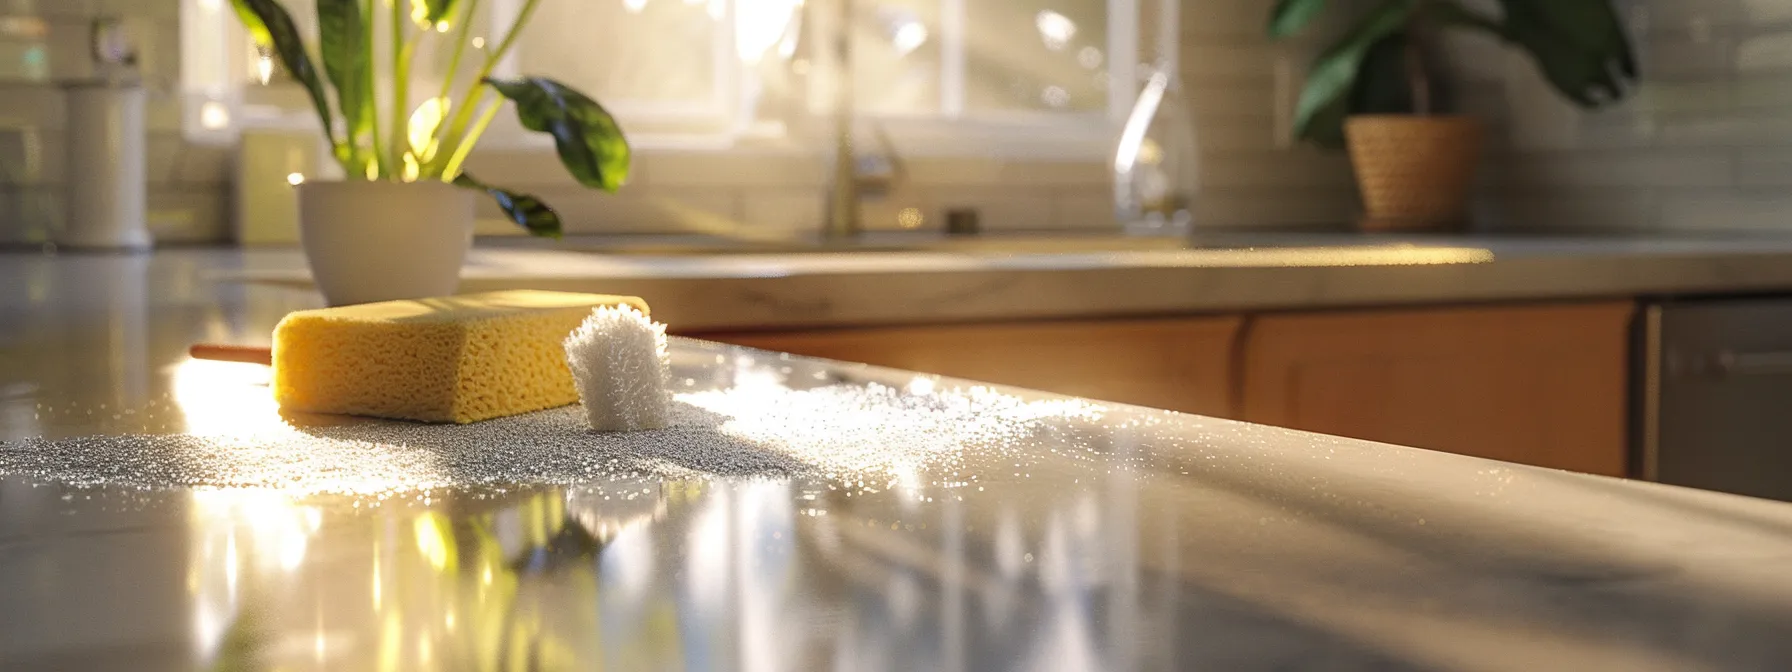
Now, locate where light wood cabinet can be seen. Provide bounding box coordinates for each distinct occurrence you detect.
[1238,302,1636,476]
[694,301,1636,477]
[697,317,1245,417]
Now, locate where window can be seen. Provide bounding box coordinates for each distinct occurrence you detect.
[181,0,1146,158]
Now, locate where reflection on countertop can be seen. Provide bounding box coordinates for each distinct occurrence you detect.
[7,250,1792,670]
[201,231,1792,331]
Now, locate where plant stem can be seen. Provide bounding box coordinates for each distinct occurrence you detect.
[390,0,412,178]
[433,0,541,174]
[438,0,480,104]
[363,0,385,178]
[1405,2,1433,117]
[422,0,481,180]
[1406,35,1431,115]
[441,100,503,179]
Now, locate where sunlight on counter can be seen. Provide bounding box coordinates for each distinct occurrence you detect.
[172,358,281,438]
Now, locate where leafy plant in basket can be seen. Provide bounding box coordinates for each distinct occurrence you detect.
[230,0,627,238]
[1268,0,1639,229]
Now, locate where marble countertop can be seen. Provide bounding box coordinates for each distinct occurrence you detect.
[216,232,1792,331]
[7,250,1792,670]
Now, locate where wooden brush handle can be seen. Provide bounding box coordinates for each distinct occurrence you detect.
[188,343,273,367]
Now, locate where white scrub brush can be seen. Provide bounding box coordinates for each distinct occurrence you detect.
[563,304,671,431]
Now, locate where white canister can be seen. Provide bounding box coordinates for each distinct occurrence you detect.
[58,81,150,250]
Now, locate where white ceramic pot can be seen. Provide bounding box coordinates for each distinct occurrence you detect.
[297,180,475,306]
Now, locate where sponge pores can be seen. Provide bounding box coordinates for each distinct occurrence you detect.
[272,290,650,423]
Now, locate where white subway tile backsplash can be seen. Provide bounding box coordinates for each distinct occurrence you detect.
[0,184,221,244]
[1640,35,1737,79]
[1197,153,1355,190]
[1662,192,1792,231]
[0,84,64,128]
[1495,190,1663,231]
[1180,43,1279,84]
[860,196,940,234]
[1051,190,1117,230]
[1658,113,1792,147]
[1195,117,1282,154]
[148,187,227,242]
[637,152,823,189]
[172,141,230,185]
[1195,188,1359,229]
[903,157,1002,186]
[1740,0,1792,27]
[1735,29,1792,71]
[923,187,1055,232]
[29,0,180,19]
[1733,73,1792,109]
[1735,148,1792,186]
[1572,114,1663,150]
[459,150,589,188]
[1188,83,1276,120]
[898,157,1108,188]
[1179,2,1265,39]
[1630,79,1737,115]
[1502,151,1733,190]
[995,160,1109,187]
[0,130,217,187]
[741,190,823,236]
[0,186,55,243]
[100,0,182,20]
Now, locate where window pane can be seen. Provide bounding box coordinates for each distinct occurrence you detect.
[964,0,1108,113]
[853,0,941,115]
[520,0,718,105]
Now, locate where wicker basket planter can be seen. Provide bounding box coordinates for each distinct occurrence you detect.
[1344,115,1484,232]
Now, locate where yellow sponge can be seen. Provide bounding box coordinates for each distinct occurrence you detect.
[272,290,651,423]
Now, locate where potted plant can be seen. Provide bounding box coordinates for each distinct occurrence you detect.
[1269,0,1638,231]
[230,0,628,305]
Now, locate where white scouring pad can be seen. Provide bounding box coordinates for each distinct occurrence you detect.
[563,304,671,432]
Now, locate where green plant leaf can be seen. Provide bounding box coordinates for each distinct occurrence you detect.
[452,173,563,238]
[1350,32,1424,115]
[484,77,631,192]
[1269,0,1327,38]
[1300,31,1418,148]
[316,0,371,171]
[1496,0,1638,107]
[228,0,338,149]
[419,0,465,25]
[1292,0,1417,143]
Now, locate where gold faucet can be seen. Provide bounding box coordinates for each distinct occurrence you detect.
[817,0,906,241]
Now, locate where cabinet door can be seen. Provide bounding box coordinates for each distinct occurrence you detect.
[699,317,1245,417]
[1240,302,1635,476]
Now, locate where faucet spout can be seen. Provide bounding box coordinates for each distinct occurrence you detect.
[822,0,860,240]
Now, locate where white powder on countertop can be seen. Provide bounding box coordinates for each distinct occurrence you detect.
[0,382,1104,496]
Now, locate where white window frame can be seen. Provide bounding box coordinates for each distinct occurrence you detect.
[180,0,1145,159]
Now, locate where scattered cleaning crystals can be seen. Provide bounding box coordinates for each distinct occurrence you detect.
[0,382,1105,496]
[564,305,671,432]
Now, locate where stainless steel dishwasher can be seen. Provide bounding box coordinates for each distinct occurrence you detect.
[1640,299,1792,502]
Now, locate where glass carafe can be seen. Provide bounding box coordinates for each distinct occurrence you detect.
[1113,0,1197,235]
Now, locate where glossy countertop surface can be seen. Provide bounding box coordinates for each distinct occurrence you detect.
[7,250,1792,671]
[215,232,1792,331]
